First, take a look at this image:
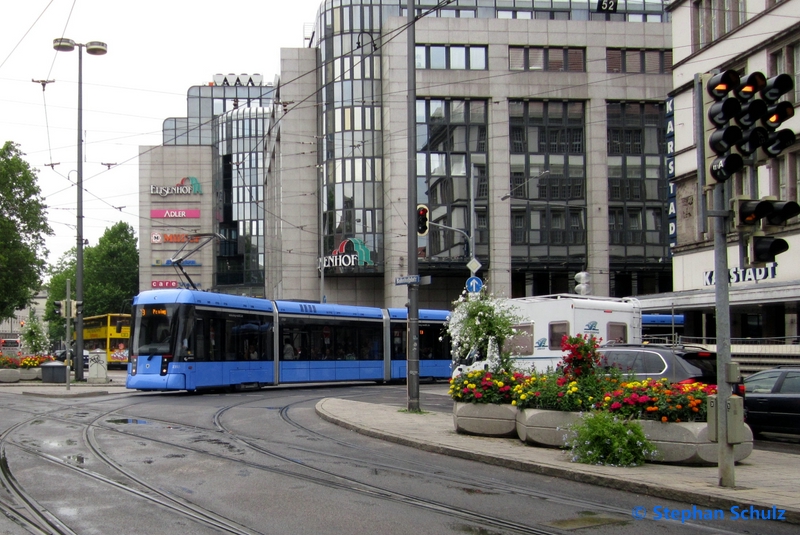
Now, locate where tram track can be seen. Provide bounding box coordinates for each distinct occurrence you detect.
[0,387,777,535]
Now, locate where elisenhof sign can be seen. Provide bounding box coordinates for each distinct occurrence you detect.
[150,176,203,197]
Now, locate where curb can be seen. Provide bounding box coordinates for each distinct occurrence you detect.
[315,400,800,524]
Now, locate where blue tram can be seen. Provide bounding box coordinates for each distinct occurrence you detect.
[126,289,452,392]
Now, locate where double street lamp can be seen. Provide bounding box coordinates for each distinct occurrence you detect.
[53,38,107,382]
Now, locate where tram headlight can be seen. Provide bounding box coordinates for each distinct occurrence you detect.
[160,355,172,376]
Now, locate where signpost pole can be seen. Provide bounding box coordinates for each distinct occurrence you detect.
[406,0,420,412]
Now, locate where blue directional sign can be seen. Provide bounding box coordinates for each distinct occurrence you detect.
[466,276,483,294]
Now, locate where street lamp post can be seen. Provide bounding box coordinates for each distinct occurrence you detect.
[53,38,107,382]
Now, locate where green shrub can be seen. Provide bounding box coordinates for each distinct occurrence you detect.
[565,411,658,467]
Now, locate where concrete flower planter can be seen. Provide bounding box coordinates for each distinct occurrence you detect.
[517,409,753,465]
[19,367,42,381]
[515,408,582,447]
[637,419,753,465]
[453,402,518,437]
[0,369,21,383]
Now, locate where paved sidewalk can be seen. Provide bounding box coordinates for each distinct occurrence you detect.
[316,398,800,524]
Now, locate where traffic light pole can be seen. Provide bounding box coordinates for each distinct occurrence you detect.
[65,279,71,391]
[712,182,735,487]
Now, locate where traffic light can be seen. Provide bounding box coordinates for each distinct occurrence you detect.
[756,73,796,162]
[749,234,789,265]
[72,300,83,319]
[702,70,744,182]
[734,197,800,265]
[416,204,429,237]
[54,301,63,317]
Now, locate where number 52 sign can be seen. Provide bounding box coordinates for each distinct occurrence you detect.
[596,0,618,12]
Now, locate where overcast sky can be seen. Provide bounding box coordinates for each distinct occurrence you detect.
[0,0,323,268]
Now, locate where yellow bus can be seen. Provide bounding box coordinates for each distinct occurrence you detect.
[79,314,131,368]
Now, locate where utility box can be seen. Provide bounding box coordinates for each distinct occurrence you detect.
[41,361,67,383]
[88,349,109,384]
[708,394,747,443]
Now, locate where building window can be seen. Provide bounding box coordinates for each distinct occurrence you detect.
[508,101,586,202]
[691,0,744,51]
[417,99,488,259]
[606,49,673,74]
[508,47,585,72]
[416,45,488,70]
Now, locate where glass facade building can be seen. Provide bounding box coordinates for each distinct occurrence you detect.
[303,0,672,301]
[163,74,274,296]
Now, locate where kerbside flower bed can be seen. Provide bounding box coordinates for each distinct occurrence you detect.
[0,355,53,382]
[449,329,753,466]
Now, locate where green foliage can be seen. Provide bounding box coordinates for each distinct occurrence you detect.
[0,142,52,320]
[512,368,624,412]
[20,310,49,355]
[445,286,520,367]
[448,369,522,404]
[83,221,139,316]
[45,222,139,342]
[599,378,717,423]
[565,412,658,467]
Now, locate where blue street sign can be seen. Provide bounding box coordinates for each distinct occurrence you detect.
[466,276,483,293]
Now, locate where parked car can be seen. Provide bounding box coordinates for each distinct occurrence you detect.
[53,349,89,368]
[743,367,800,435]
[597,343,735,388]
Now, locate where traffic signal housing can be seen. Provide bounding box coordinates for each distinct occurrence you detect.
[754,73,796,162]
[703,70,744,182]
[734,197,800,266]
[416,204,429,237]
[54,301,63,317]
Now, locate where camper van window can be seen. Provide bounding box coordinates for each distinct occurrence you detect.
[506,323,534,355]
[607,323,628,344]
[548,321,569,350]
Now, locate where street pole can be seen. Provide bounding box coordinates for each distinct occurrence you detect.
[65,279,71,391]
[713,177,735,487]
[75,44,85,382]
[53,38,107,382]
[406,0,420,411]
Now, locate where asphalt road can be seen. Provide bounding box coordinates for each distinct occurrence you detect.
[0,379,798,534]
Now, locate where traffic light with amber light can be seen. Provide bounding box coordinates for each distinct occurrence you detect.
[53,300,63,317]
[416,204,429,237]
[757,74,796,161]
[703,70,744,182]
[734,197,800,266]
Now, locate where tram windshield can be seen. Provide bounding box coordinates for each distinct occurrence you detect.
[132,304,179,356]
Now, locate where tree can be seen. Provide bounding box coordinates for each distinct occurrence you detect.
[45,252,76,343]
[0,142,52,320]
[44,222,139,342]
[83,222,139,316]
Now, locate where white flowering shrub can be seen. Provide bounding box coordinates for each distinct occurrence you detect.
[445,287,520,372]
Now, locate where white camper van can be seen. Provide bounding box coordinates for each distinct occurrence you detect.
[452,294,641,376]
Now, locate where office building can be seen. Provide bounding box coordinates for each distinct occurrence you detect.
[264,0,674,308]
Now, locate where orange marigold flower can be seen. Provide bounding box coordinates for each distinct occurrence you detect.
[661,416,668,423]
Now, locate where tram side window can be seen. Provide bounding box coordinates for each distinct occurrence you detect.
[549,321,569,351]
[607,322,627,343]
[419,323,448,360]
